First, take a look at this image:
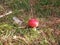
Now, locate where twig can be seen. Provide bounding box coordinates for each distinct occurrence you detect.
[0,11,12,18]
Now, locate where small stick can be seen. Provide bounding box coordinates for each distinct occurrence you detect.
[0,11,12,18]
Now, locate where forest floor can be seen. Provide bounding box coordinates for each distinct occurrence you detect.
[0,0,60,45]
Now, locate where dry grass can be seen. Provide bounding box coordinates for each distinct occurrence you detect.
[0,0,60,45]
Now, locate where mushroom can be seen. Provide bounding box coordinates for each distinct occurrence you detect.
[28,18,39,31]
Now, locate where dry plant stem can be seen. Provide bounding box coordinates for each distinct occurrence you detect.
[0,11,12,18]
[29,0,34,18]
[29,0,37,18]
[30,6,33,18]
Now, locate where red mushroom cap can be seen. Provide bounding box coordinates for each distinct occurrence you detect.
[28,18,39,28]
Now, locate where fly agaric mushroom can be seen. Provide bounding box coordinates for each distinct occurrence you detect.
[28,18,39,31]
[28,18,39,29]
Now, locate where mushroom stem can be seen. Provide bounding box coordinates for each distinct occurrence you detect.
[32,27,40,34]
[32,27,36,31]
